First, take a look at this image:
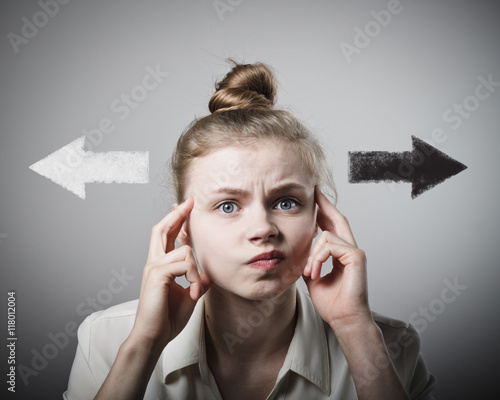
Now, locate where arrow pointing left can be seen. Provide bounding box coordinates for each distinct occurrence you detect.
[29,136,149,199]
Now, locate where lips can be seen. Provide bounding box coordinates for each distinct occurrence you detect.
[248,250,285,270]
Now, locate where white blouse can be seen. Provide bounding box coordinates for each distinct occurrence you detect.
[64,287,436,399]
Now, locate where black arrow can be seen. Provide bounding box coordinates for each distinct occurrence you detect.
[348,136,467,199]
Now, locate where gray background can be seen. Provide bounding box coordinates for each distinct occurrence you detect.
[1,0,499,399]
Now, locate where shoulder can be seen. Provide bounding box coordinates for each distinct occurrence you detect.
[371,311,422,355]
[82,299,139,325]
[371,310,424,369]
[65,300,140,398]
[79,299,139,337]
[371,311,409,329]
[76,300,139,365]
[372,311,436,398]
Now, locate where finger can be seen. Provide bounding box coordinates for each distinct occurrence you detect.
[150,249,203,301]
[163,197,194,254]
[148,197,194,261]
[145,245,194,272]
[307,239,364,280]
[181,250,205,300]
[304,231,350,276]
[143,251,199,293]
[309,244,344,280]
[302,268,339,289]
[141,245,195,292]
[315,187,357,247]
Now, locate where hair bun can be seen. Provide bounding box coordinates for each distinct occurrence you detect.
[209,62,277,114]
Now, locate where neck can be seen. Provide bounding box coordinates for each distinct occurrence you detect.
[204,284,298,363]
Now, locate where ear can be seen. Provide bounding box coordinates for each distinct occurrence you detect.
[172,203,192,246]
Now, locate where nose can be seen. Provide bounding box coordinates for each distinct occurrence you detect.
[245,205,279,243]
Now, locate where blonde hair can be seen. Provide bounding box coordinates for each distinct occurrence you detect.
[170,61,336,203]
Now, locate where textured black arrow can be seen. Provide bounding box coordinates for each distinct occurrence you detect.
[348,136,468,199]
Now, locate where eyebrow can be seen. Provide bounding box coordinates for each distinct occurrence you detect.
[208,182,308,197]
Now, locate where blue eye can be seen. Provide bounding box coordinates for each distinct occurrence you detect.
[275,198,298,211]
[218,202,237,214]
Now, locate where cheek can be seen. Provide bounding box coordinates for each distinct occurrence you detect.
[285,214,317,258]
[187,214,233,270]
[186,213,207,256]
[296,204,317,239]
[279,218,316,285]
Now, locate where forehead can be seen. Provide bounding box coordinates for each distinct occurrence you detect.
[186,141,311,194]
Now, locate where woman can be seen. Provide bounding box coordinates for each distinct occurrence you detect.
[64,62,436,399]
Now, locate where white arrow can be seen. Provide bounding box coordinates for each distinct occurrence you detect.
[29,136,149,199]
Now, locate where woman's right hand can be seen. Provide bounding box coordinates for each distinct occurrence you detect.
[128,197,211,350]
[95,198,209,399]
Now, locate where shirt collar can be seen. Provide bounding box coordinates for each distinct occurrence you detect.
[161,295,207,383]
[283,287,331,394]
[161,286,331,394]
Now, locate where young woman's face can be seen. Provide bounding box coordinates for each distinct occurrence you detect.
[184,141,317,301]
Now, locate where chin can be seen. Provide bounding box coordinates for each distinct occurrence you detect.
[238,279,299,302]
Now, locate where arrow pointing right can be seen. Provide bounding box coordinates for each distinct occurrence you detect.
[348,136,468,199]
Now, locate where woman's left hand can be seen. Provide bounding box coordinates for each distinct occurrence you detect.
[303,187,373,331]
